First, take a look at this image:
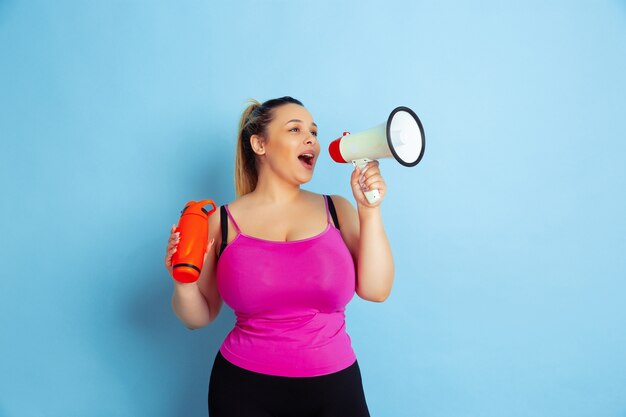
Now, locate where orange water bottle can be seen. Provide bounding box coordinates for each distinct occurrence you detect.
[171,199,217,283]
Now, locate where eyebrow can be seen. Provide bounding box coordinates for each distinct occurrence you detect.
[284,119,318,128]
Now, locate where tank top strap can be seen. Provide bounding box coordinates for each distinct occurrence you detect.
[323,194,331,225]
[223,204,241,233]
[325,194,341,230]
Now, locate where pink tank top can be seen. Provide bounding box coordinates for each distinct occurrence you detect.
[215,195,357,377]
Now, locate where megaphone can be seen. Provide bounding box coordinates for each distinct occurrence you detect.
[328,106,425,204]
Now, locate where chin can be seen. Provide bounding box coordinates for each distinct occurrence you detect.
[297,174,313,184]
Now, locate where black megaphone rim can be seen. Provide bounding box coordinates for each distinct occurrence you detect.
[386,106,425,167]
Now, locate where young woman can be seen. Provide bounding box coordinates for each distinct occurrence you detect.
[164,96,394,416]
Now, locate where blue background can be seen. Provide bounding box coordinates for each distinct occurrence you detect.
[1,1,625,416]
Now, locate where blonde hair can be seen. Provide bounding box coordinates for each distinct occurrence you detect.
[234,96,304,197]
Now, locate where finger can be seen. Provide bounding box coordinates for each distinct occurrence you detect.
[361,165,380,180]
[369,181,385,192]
[364,182,384,193]
[365,176,386,188]
[205,238,215,253]
[352,168,364,189]
[358,172,377,191]
[352,177,365,189]
[364,175,384,188]
[361,171,380,186]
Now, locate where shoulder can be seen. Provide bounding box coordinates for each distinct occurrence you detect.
[223,194,251,213]
[327,194,359,259]
[209,198,238,250]
[208,203,223,232]
[208,202,224,256]
[209,196,247,254]
[327,194,355,217]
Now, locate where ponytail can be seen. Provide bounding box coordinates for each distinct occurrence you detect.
[235,99,262,197]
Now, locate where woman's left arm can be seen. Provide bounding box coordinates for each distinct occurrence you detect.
[333,160,394,302]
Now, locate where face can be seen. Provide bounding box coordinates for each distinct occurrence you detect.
[251,103,321,184]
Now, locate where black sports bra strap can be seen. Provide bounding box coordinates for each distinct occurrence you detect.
[218,205,228,259]
[326,195,340,230]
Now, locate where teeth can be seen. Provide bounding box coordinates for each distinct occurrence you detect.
[300,153,313,158]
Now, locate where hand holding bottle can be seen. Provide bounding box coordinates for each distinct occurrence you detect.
[164,199,217,283]
[164,224,215,282]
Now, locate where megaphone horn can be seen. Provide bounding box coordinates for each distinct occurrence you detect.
[328,106,425,204]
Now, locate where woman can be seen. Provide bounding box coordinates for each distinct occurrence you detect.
[164,96,394,416]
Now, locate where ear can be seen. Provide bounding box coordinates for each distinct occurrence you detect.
[250,134,266,155]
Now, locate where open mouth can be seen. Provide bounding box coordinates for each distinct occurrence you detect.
[298,154,314,169]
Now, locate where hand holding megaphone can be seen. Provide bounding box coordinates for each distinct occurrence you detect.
[350,159,386,208]
[329,106,425,205]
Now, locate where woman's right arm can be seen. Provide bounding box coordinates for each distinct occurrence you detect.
[166,209,224,330]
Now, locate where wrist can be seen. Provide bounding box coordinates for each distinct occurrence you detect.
[357,204,381,220]
[173,280,199,294]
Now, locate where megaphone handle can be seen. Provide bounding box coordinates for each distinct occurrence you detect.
[352,159,381,205]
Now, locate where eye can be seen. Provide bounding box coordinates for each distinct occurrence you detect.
[289,126,318,136]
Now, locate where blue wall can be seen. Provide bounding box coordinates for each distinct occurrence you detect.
[1,1,625,416]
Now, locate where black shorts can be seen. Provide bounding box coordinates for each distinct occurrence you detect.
[208,350,371,417]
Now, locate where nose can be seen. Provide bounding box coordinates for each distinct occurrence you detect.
[305,133,317,145]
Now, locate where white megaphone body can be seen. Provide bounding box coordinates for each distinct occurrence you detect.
[328,106,425,204]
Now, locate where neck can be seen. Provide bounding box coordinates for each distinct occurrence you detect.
[250,170,305,205]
